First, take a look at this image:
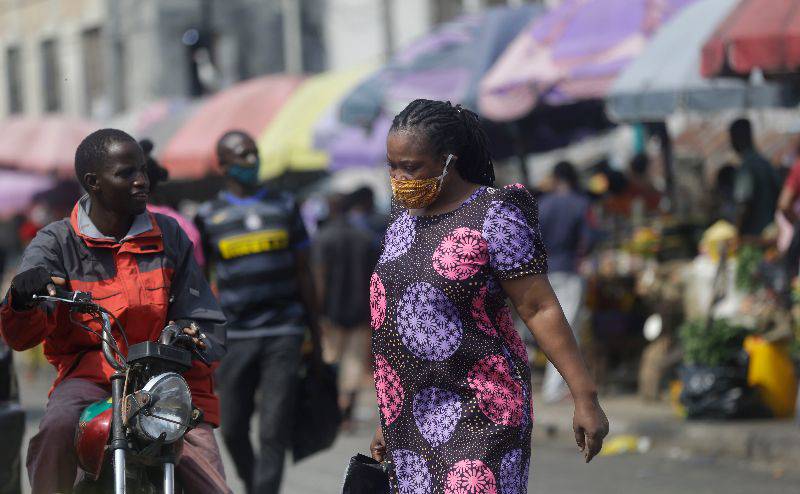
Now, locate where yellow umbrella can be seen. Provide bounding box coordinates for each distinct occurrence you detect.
[257,66,372,180]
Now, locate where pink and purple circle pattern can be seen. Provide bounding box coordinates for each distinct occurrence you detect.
[482,201,535,271]
[380,212,416,263]
[394,449,432,494]
[486,275,502,296]
[374,354,404,425]
[370,273,386,330]
[413,387,462,447]
[397,282,463,361]
[499,449,528,494]
[432,227,489,280]
[467,354,524,426]
[445,459,498,494]
[497,307,528,361]
[471,286,498,337]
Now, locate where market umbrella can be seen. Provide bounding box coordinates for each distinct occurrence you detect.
[105,99,174,136]
[314,114,392,171]
[0,170,57,218]
[479,0,696,122]
[257,67,371,180]
[0,116,99,176]
[107,98,203,150]
[607,0,793,122]
[137,99,204,151]
[339,4,542,127]
[701,0,800,78]
[160,75,305,179]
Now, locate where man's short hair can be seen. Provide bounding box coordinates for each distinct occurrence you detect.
[729,118,752,142]
[74,128,138,189]
[216,129,253,157]
[553,160,579,190]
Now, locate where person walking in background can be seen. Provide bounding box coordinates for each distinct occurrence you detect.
[625,153,662,215]
[729,118,781,238]
[311,191,378,430]
[140,139,205,268]
[346,186,388,242]
[777,141,800,277]
[537,161,596,403]
[195,130,321,494]
[369,100,607,492]
[714,163,739,224]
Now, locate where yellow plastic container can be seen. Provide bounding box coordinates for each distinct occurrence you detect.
[669,380,686,418]
[744,336,798,418]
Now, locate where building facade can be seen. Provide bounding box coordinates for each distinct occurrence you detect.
[0,0,326,120]
[0,0,552,120]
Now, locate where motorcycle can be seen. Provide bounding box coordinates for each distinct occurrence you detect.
[34,289,209,494]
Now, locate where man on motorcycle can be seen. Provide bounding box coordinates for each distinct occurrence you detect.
[0,129,231,494]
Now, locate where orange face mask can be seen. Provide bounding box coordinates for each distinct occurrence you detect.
[391,154,453,209]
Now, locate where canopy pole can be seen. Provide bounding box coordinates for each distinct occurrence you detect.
[509,121,530,185]
[381,0,395,61]
[464,0,484,13]
[281,0,303,74]
[648,122,673,213]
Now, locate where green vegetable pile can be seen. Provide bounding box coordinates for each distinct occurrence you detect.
[679,318,751,367]
[735,245,763,293]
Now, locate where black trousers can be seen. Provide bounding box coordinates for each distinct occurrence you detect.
[216,334,303,494]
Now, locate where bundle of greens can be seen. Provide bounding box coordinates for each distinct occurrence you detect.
[679,318,751,367]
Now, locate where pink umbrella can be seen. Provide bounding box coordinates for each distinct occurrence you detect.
[0,116,99,176]
[478,0,695,122]
[0,170,57,218]
[701,0,800,78]
[160,75,304,179]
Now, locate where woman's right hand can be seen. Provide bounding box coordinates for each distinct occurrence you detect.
[370,425,386,462]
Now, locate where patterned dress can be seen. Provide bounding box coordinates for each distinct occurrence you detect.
[371,184,548,494]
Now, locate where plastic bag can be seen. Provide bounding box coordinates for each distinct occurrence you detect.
[341,454,391,494]
[679,364,770,419]
[291,362,341,462]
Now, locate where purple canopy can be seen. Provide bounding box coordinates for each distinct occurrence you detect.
[339,4,542,127]
[315,110,391,172]
[0,170,57,218]
[479,0,696,122]
[322,5,543,170]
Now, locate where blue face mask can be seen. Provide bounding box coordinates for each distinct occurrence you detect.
[227,162,260,186]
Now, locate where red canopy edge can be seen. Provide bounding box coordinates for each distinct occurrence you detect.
[701,0,800,77]
[160,75,305,180]
[0,116,99,176]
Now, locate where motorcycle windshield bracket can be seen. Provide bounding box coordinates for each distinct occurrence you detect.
[123,390,153,427]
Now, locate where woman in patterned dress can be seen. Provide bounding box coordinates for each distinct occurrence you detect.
[368,99,608,494]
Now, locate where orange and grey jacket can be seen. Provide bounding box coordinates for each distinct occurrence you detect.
[0,196,227,425]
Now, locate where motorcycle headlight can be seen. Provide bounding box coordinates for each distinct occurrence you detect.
[133,372,192,443]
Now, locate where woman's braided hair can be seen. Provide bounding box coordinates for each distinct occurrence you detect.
[390,99,495,185]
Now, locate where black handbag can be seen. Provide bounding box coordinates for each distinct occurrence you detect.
[291,361,342,462]
[342,454,392,494]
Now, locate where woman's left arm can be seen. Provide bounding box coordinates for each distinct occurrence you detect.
[502,273,609,462]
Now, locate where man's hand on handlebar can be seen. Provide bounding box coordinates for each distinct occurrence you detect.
[162,320,213,366]
[169,320,207,351]
[9,267,66,310]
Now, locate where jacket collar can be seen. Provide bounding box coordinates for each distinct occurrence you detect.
[70,195,163,253]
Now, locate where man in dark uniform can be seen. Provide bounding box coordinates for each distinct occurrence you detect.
[195,130,321,494]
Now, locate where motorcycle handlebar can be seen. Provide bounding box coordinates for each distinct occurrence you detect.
[32,288,93,307]
[33,289,128,372]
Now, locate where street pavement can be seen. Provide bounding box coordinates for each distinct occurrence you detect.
[279,425,800,494]
[15,364,800,493]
